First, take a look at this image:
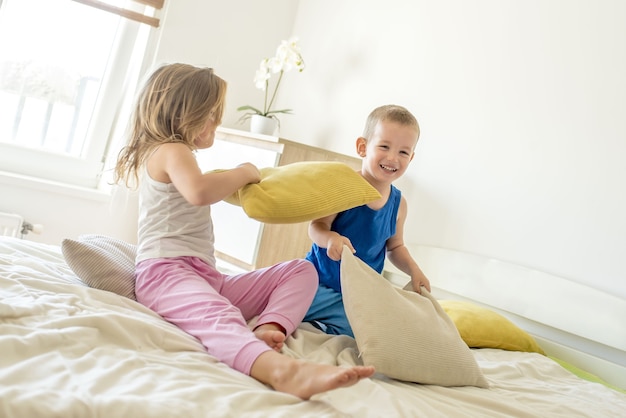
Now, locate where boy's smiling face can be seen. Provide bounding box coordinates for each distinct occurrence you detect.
[357,120,418,186]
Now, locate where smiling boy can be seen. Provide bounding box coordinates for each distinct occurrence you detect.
[303,104,431,337]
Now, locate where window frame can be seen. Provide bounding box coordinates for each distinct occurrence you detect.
[0,0,160,189]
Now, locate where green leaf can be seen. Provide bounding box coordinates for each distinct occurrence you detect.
[236,105,264,114]
[265,109,293,115]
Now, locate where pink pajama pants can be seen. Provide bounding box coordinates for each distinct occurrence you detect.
[135,256,318,375]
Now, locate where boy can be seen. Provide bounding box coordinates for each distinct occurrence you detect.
[303,104,431,337]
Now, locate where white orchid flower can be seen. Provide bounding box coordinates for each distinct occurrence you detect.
[237,37,305,124]
[254,60,271,90]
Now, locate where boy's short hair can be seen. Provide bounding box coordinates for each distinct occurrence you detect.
[362,105,420,141]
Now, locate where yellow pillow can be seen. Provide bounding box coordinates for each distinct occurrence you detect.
[224,161,381,224]
[439,300,545,354]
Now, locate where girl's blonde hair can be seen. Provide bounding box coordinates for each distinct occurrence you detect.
[114,63,227,187]
[362,104,420,142]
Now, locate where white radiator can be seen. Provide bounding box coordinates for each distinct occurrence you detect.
[0,213,24,237]
[0,212,43,238]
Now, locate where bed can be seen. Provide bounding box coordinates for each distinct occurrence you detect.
[1,235,625,418]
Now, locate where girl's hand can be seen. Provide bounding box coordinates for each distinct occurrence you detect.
[326,235,355,261]
[236,163,261,184]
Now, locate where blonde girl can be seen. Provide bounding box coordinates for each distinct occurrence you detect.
[114,63,374,400]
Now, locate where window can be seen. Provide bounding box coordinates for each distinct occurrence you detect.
[0,0,160,188]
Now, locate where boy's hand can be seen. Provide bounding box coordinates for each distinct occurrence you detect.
[402,276,431,294]
[326,235,355,261]
[410,275,431,294]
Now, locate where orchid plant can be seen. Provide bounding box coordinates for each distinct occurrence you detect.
[237,37,305,125]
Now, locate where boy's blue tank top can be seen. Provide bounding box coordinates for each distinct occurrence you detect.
[306,185,401,293]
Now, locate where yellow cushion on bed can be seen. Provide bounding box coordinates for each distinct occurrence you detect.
[62,234,137,300]
[439,300,545,354]
[223,161,381,224]
[340,247,489,387]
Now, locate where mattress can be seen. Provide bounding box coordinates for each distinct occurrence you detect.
[1,237,625,417]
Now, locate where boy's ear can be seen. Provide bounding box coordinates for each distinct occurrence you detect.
[356,137,367,157]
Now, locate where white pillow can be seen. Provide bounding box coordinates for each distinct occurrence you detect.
[62,234,136,300]
[340,246,489,387]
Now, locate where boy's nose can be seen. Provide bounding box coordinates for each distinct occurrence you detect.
[386,154,399,163]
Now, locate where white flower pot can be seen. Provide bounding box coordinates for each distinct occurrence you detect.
[250,114,278,136]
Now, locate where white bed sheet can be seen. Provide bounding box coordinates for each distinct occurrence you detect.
[1,237,625,418]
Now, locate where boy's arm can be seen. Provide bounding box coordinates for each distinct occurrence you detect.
[386,197,431,293]
[308,213,355,261]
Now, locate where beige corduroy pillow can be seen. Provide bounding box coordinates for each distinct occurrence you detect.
[62,234,137,300]
[340,246,489,387]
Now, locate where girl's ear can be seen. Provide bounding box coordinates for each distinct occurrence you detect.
[356,137,367,157]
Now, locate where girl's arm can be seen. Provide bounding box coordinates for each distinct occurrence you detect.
[149,143,260,206]
[386,196,431,293]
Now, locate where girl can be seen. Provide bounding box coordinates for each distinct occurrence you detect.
[114,63,374,400]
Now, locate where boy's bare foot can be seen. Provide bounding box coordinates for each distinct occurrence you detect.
[251,351,376,400]
[254,323,286,351]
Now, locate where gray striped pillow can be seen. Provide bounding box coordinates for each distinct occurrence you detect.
[62,234,137,300]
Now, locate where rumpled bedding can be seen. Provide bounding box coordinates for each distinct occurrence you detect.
[1,237,625,418]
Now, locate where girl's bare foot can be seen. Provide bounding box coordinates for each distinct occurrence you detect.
[250,351,375,400]
[253,323,286,351]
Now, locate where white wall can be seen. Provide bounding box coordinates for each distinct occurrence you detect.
[152,0,300,129]
[0,174,138,244]
[3,0,625,304]
[278,0,626,299]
